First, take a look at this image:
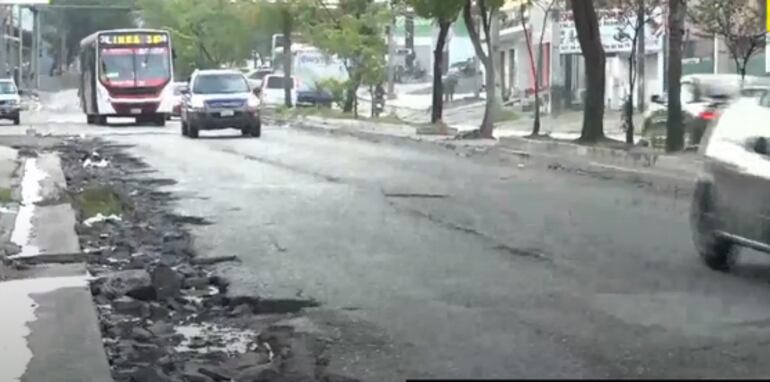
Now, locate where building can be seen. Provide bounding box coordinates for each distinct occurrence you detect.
[498,0,666,113]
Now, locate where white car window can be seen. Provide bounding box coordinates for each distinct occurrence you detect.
[704,99,770,177]
[265,76,293,89]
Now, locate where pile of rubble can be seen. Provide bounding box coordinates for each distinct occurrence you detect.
[55,139,355,382]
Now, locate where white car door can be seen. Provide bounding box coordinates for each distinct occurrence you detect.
[704,97,770,243]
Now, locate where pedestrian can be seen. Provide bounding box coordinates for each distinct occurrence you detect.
[374,83,386,117]
[444,73,458,103]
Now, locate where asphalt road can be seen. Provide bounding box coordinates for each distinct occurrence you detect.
[10,110,770,380]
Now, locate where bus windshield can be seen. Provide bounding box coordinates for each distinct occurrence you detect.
[100,46,170,87]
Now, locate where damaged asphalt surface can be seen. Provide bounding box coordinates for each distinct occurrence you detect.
[6,106,770,380]
[50,139,348,382]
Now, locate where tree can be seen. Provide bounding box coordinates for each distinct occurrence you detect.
[666,0,685,152]
[570,0,606,142]
[42,0,137,69]
[520,0,559,136]
[689,0,765,85]
[612,0,663,144]
[139,0,259,77]
[299,0,390,115]
[463,0,505,139]
[408,0,465,124]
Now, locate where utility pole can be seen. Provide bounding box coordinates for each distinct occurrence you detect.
[636,0,646,113]
[17,5,22,85]
[32,6,39,89]
[0,6,7,78]
[405,12,414,72]
[387,19,396,99]
[472,13,481,98]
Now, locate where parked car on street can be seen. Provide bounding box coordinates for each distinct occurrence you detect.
[739,85,770,99]
[642,74,770,147]
[0,79,21,125]
[296,80,334,107]
[180,69,261,139]
[690,95,770,271]
[260,74,298,108]
[168,81,188,119]
[245,67,273,91]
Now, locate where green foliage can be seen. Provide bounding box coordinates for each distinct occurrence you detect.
[73,184,129,219]
[298,0,390,89]
[42,0,137,66]
[138,0,262,77]
[317,78,348,109]
[0,187,12,203]
[409,0,465,23]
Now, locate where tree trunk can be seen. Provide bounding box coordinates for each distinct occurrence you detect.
[626,33,637,145]
[636,0,646,113]
[370,85,376,118]
[522,18,538,135]
[666,0,685,152]
[282,10,293,108]
[570,0,605,142]
[533,5,551,137]
[343,80,358,113]
[431,21,450,124]
[405,13,415,71]
[737,59,747,87]
[58,33,66,74]
[464,0,497,138]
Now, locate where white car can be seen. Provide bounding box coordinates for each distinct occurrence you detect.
[260,74,298,107]
[0,79,21,125]
[169,81,188,119]
[690,95,770,270]
[245,68,274,91]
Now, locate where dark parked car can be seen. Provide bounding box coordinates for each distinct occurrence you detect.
[294,79,334,107]
[690,95,770,271]
[642,74,770,147]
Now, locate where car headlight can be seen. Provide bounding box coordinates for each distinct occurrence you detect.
[190,97,205,110]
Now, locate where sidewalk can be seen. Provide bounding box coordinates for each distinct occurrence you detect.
[0,146,112,382]
[288,106,700,193]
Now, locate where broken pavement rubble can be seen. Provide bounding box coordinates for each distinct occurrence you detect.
[55,138,354,382]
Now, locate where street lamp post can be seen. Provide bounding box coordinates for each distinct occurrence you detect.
[0,6,7,78]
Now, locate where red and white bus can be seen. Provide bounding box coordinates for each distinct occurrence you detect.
[79,29,175,126]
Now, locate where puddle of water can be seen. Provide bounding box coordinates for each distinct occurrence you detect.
[10,158,49,258]
[174,323,259,355]
[0,275,89,382]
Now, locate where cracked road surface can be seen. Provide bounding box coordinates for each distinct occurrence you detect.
[10,113,770,380]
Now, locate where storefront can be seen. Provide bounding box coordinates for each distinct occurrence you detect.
[499,2,666,112]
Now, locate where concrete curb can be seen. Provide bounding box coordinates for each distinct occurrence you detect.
[285,115,698,195]
[0,150,113,382]
[498,135,701,174]
[290,116,441,147]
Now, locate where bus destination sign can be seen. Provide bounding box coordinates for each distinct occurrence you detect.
[100,33,168,46]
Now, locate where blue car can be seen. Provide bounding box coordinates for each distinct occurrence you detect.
[296,82,334,107]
